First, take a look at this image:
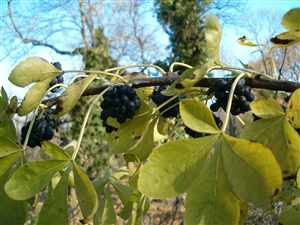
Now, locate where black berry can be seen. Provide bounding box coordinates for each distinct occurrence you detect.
[21,113,57,148]
[151,86,179,118]
[100,85,141,133]
[209,78,255,115]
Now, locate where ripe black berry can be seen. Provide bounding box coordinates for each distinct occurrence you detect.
[21,113,57,148]
[151,86,179,118]
[209,78,255,115]
[185,114,223,138]
[49,62,64,93]
[100,85,141,133]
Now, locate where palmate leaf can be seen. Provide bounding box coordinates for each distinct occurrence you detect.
[55,75,97,116]
[281,7,300,31]
[17,78,52,116]
[107,112,153,154]
[180,99,220,134]
[278,204,300,225]
[5,160,70,200]
[287,88,300,128]
[205,15,222,63]
[41,141,71,160]
[0,114,16,141]
[8,57,60,87]
[0,172,27,225]
[250,98,285,119]
[73,163,98,221]
[240,117,300,175]
[94,188,116,225]
[138,133,282,225]
[0,137,22,177]
[36,172,69,225]
[185,149,240,225]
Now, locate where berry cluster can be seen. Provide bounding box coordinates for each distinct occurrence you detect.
[151,86,179,118]
[100,85,141,133]
[21,113,57,148]
[49,62,64,93]
[184,114,223,138]
[209,78,255,115]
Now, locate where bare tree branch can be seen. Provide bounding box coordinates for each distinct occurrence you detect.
[7,0,75,55]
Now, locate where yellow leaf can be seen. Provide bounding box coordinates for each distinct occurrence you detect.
[270,31,300,47]
[250,98,285,119]
[282,7,300,31]
[287,88,300,128]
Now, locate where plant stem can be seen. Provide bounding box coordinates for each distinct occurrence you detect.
[72,87,110,161]
[221,73,248,132]
[104,64,166,75]
[169,62,192,72]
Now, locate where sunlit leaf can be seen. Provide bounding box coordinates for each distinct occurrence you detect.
[241,117,300,175]
[278,204,300,225]
[185,150,240,225]
[0,172,27,225]
[180,99,219,134]
[0,152,22,178]
[73,163,98,221]
[138,135,219,198]
[0,115,16,141]
[270,31,300,47]
[287,88,300,128]
[237,36,258,47]
[0,137,21,158]
[281,7,300,31]
[107,113,152,154]
[0,87,9,112]
[222,134,282,205]
[56,75,97,116]
[180,66,208,88]
[102,189,116,225]
[17,78,52,116]
[41,141,71,160]
[205,14,221,62]
[250,98,284,118]
[36,172,69,225]
[126,118,157,161]
[5,160,69,200]
[9,57,60,87]
[297,169,300,189]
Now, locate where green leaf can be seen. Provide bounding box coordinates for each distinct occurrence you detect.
[107,113,153,154]
[180,99,219,134]
[41,141,71,160]
[5,160,69,200]
[180,66,208,88]
[56,75,97,116]
[240,117,300,174]
[9,57,60,87]
[73,163,98,221]
[287,88,300,128]
[282,7,300,31]
[205,14,222,62]
[36,172,69,225]
[250,98,284,118]
[222,134,282,205]
[110,179,134,206]
[0,115,16,141]
[297,169,300,189]
[126,118,157,161]
[0,152,22,178]
[185,149,240,225]
[102,189,116,225]
[0,137,21,158]
[17,78,52,116]
[138,135,219,198]
[271,31,300,47]
[0,173,27,225]
[278,204,300,225]
[0,87,9,112]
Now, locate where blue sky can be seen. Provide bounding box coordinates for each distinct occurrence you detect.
[0,0,299,97]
